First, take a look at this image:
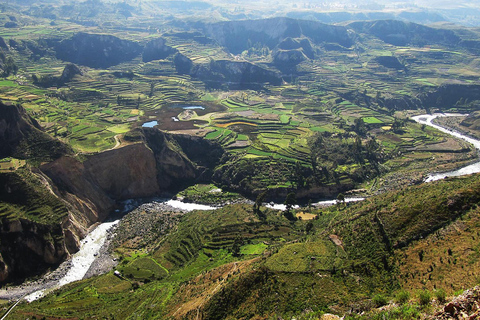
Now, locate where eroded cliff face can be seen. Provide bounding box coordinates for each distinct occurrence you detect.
[0,218,68,282]
[0,127,224,283]
[41,130,223,211]
[55,33,143,69]
[142,128,224,191]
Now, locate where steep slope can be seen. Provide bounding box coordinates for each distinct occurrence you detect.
[55,33,143,68]
[41,128,224,220]
[0,106,224,283]
[348,20,460,47]
[0,169,70,283]
[191,60,283,89]
[0,102,71,162]
[14,174,480,319]
[202,17,353,54]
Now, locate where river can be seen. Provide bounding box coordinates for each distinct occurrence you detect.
[0,200,217,303]
[9,113,480,304]
[412,113,480,182]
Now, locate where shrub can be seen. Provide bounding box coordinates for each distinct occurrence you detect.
[434,289,447,303]
[418,290,432,306]
[372,293,388,307]
[394,304,420,319]
[395,290,410,305]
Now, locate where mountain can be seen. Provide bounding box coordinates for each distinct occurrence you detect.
[348,20,460,47]
[55,33,143,68]
[202,17,353,54]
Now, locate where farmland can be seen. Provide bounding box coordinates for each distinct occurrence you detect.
[2,0,480,319]
[0,11,479,197]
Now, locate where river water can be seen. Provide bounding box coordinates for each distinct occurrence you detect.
[21,200,217,302]
[17,113,480,303]
[412,113,480,182]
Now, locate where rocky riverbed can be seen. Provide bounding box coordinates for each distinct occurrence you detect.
[0,199,218,303]
[110,201,187,252]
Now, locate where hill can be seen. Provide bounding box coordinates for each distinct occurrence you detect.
[9,172,480,319]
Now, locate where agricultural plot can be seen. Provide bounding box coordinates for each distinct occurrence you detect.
[0,13,478,197]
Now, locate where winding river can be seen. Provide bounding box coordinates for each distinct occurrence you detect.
[412,113,480,182]
[8,113,480,304]
[3,200,217,303]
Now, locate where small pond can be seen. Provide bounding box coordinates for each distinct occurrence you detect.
[142,120,158,128]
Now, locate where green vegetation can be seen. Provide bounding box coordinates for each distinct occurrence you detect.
[418,290,432,306]
[3,2,480,319]
[11,172,480,319]
[395,290,411,305]
[0,169,68,224]
[175,184,243,204]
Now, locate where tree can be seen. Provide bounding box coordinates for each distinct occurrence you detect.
[305,221,314,234]
[391,117,405,133]
[231,237,243,257]
[253,190,267,220]
[284,192,297,221]
[353,118,367,136]
[336,193,345,204]
[149,81,155,97]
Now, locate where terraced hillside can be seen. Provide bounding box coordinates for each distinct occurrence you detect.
[0,10,479,199]
[2,0,480,311]
[8,172,480,319]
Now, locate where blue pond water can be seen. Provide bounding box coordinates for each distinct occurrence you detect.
[182,106,205,110]
[142,121,158,128]
[170,105,205,110]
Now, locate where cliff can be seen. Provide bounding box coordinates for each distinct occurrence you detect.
[40,128,224,218]
[202,17,353,55]
[0,128,224,283]
[191,60,282,89]
[142,38,177,63]
[348,20,460,47]
[55,33,143,68]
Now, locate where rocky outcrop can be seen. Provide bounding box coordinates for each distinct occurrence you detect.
[419,84,480,110]
[40,143,160,224]
[273,38,315,67]
[340,83,480,112]
[202,17,352,55]
[0,170,72,282]
[174,52,193,75]
[142,38,177,62]
[0,37,8,50]
[191,60,282,89]
[273,49,307,66]
[0,112,223,282]
[55,32,143,68]
[142,128,224,191]
[372,56,406,70]
[276,37,314,58]
[432,287,480,319]
[59,63,82,84]
[0,218,68,282]
[41,129,224,216]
